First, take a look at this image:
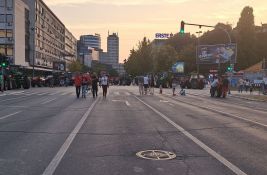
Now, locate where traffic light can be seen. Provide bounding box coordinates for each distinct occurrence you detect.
[180,21,185,34]
[227,66,231,71]
[0,56,9,68]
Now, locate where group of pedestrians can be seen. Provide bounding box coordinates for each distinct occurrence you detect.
[238,78,253,93]
[138,74,155,95]
[74,72,109,99]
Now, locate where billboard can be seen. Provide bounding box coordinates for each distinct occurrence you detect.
[172,62,184,74]
[197,44,237,64]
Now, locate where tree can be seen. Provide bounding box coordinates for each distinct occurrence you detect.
[124,37,153,76]
[152,45,178,72]
[68,60,83,72]
[236,6,257,70]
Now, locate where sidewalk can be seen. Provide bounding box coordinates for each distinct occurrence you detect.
[156,86,267,102]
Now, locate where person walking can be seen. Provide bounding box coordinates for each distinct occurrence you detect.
[138,75,144,95]
[222,76,229,98]
[81,74,88,98]
[101,74,109,98]
[91,73,98,98]
[74,73,82,98]
[171,76,178,96]
[149,74,155,95]
[143,75,149,95]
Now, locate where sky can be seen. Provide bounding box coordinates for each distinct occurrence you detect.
[44,0,267,63]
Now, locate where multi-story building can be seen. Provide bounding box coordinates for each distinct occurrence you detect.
[0,0,77,74]
[0,0,29,66]
[106,33,119,69]
[64,28,77,70]
[80,34,101,50]
[28,0,66,70]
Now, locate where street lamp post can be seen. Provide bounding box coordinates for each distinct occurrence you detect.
[31,27,35,79]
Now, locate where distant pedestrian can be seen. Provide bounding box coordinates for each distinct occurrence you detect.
[171,76,178,96]
[138,76,144,95]
[143,75,149,95]
[222,76,229,98]
[101,74,109,98]
[74,73,82,98]
[81,74,88,98]
[149,74,155,95]
[91,73,98,98]
[238,78,244,93]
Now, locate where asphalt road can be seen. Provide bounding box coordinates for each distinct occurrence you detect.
[0,86,266,175]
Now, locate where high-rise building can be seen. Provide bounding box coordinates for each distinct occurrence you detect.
[0,0,77,73]
[80,34,101,49]
[107,33,119,68]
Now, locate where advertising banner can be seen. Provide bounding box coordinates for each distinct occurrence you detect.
[172,62,184,74]
[197,44,237,64]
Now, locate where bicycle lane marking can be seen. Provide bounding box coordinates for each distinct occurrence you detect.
[134,96,247,175]
[42,97,99,175]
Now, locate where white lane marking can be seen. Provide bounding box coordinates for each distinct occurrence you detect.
[42,97,99,175]
[0,93,6,97]
[23,92,40,96]
[160,100,169,103]
[48,92,61,96]
[41,98,57,105]
[60,92,69,96]
[0,111,22,120]
[114,92,120,96]
[125,92,131,96]
[8,91,25,95]
[168,103,174,106]
[0,96,26,102]
[135,96,247,175]
[125,100,131,106]
[37,92,49,96]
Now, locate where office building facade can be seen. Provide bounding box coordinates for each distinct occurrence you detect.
[107,33,119,68]
[0,0,77,73]
[0,0,29,66]
[79,34,101,50]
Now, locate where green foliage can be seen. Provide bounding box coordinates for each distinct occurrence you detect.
[236,6,258,70]
[68,60,83,72]
[124,37,153,76]
[126,6,266,75]
[152,45,178,72]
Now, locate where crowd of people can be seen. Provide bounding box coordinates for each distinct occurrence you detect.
[74,72,109,99]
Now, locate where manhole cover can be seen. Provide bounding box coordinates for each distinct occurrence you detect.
[136,150,176,160]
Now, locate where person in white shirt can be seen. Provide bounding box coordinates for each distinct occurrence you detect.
[143,75,149,95]
[101,74,109,98]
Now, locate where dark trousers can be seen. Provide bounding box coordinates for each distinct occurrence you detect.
[102,85,108,97]
[92,87,98,98]
[76,86,81,98]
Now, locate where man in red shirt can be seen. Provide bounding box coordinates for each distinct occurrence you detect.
[74,73,82,98]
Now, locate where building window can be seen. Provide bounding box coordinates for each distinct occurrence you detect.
[6,46,13,56]
[6,30,12,37]
[0,0,5,7]
[6,0,12,8]
[0,45,5,54]
[0,29,6,37]
[6,14,13,23]
[0,14,5,23]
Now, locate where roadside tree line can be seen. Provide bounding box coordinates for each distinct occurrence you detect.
[124,6,267,76]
